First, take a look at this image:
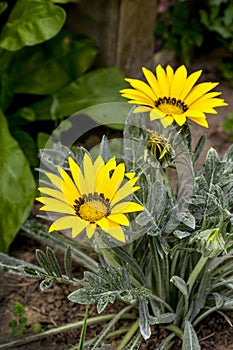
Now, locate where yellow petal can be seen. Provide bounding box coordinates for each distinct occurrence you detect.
[98,218,126,243]
[72,219,89,238]
[156,65,169,97]
[37,197,74,214]
[94,155,104,175]
[173,113,186,126]
[108,213,129,226]
[170,65,188,99]
[83,153,95,193]
[125,78,156,101]
[159,115,174,128]
[166,65,174,88]
[68,157,87,195]
[185,82,219,105]
[111,201,144,213]
[120,89,155,105]
[106,163,125,200]
[96,157,116,194]
[187,116,209,128]
[86,224,96,238]
[45,172,63,191]
[38,187,64,202]
[179,69,202,101]
[111,178,139,205]
[48,215,79,232]
[58,166,81,201]
[142,67,161,97]
[133,106,152,113]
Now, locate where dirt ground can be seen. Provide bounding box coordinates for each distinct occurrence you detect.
[1,54,233,350]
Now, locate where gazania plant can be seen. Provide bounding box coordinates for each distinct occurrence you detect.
[1,65,233,350]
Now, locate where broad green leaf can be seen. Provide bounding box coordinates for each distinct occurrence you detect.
[10,129,38,167]
[0,73,13,111]
[30,67,127,124]
[0,2,7,15]
[0,0,66,51]
[0,111,35,252]
[10,30,98,94]
[182,321,200,350]
[37,132,50,149]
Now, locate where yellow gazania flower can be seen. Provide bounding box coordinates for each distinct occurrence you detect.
[37,153,144,243]
[120,65,228,128]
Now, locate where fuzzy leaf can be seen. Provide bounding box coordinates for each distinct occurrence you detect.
[176,212,196,229]
[64,246,73,280]
[138,298,156,340]
[46,247,62,278]
[155,313,176,324]
[171,276,189,298]
[68,267,149,313]
[36,249,53,276]
[182,321,200,350]
[40,278,54,291]
[193,135,206,164]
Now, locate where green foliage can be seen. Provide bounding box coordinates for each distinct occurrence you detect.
[154,1,204,65]
[200,0,233,84]
[0,0,66,51]
[0,111,35,252]
[223,111,233,140]
[8,301,42,336]
[0,0,126,252]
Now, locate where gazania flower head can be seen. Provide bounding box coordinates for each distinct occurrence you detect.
[37,153,144,243]
[120,65,228,128]
[146,129,174,167]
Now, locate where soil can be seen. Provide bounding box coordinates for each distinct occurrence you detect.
[1,53,233,350]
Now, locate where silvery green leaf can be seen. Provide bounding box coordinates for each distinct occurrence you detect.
[182,321,200,350]
[192,135,206,164]
[97,295,115,314]
[39,142,72,172]
[64,246,73,280]
[155,313,176,324]
[98,135,111,162]
[217,311,233,326]
[138,298,151,340]
[0,253,44,277]
[170,276,189,298]
[155,333,176,349]
[40,278,54,291]
[68,267,139,312]
[35,249,53,276]
[223,144,233,162]
[204,147,220,184]
[189,270,211,322]
[173,230,192,239]
[125,332,142,350]
[176,212,196,229]
[46,247,62,278]
[213,292,225,308]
